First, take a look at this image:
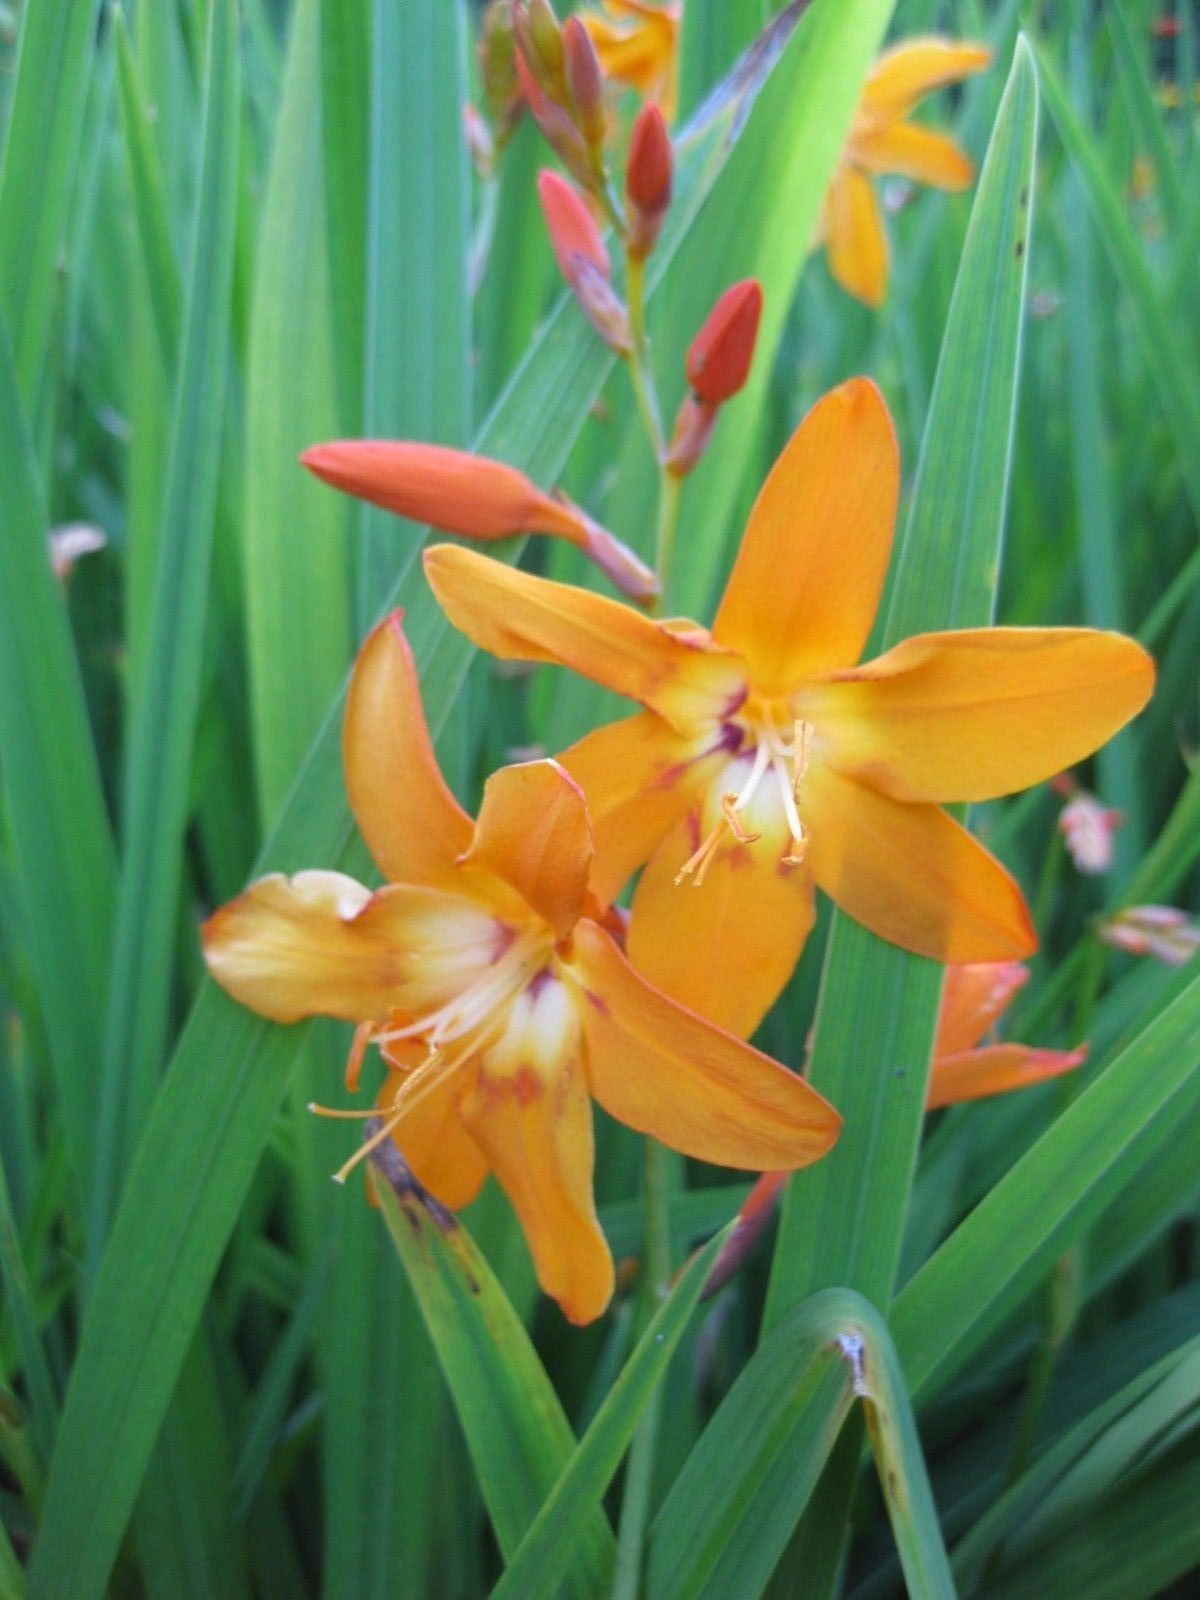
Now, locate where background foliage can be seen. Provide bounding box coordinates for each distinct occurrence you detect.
[0,0,1197,1596]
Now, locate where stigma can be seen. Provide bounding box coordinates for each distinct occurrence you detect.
[676,718,814,887]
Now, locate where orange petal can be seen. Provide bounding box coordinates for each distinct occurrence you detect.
[805,628,1156,803]
[459,760,593,938]
[202,872,417,1024]
[927,1042,1087,1111]
[712,379,898,691]
[560,711,725,906]
[380,1062,488,1210]
[802,761,1036,962]
[823,167,888,307]
[569,920,841,1170]
[424,544,747,733]
[852,122,975,189]
[344,612,473,887]
[627,804,816,1039]
[301,440,582,541]
[935,961,1028,1056]
[862,38,992,122]
[462,1028,612,1325]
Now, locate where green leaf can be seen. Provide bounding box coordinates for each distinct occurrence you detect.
[891,964,1200,1403]
[318,0,369,428]
[0,0,101,412]
[486,1225,733,1600]
[87,0,241,1251]
[0,314,117,1180]
[646,1290,954,1600]
[374,1151,615,1599]
[28,34,803,1600]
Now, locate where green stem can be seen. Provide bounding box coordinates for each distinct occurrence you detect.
[624,252,665,455]
[653,469,683,600]
[611,1138,674,1600]
[467,176,500,297]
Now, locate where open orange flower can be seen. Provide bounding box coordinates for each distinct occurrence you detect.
[705,959,1087,1295]
[425,379,1154,1038]
[202,613,840,1323]
[820,37,991,307]
[580,0,680,121]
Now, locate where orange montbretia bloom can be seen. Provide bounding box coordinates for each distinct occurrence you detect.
[202,613,840,1324]
[425,379,1154,1039]
[581,0,680,121]
[821,37,991,307]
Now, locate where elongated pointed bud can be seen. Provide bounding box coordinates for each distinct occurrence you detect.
[686,279,763,403]
[300,440,656,603]
[537,170,631,353]
[514,0,565,99]
[702,1172,786,1299]
[563,16,606,154]
[626,103,672,259]
[515,51,594,190]
[479,0,522,140]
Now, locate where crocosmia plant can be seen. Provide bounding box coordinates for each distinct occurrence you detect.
[8,3,1197,1597]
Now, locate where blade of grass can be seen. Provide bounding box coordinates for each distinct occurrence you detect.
[373,1147,616,1599]
[87,0,240,1253]
[27,36,801,1600]
[318,0,369,429]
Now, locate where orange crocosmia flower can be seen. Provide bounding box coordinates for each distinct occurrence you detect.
[424,379,1155,1040]
[202,612,840,1325]
[820,37,991,307]
[706,959,1086,1294]
[580,0,680,121]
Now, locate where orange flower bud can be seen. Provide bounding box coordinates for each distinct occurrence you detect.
[626,103,672,259]
[686,279,763,404]
[537,170,630,353]
[515,51,594,190]
[300,440,657,603]
[563,16,606,152]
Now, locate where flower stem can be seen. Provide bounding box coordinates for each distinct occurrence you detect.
[468,176,500,297]
[624,252,665,456]
[653,468,682,599]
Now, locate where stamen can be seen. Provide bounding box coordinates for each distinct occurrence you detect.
[344,1020,374,1093]
[674,818,726,887]
[781,719,814,866]
[730,736,771,813]
[722,792,760,845]
[332,1109,406,1184]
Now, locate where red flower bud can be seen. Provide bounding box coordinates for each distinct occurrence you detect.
[563,16,606,152]
[537,170,630,352]
[686,280,763,404]
[626,103,672,258]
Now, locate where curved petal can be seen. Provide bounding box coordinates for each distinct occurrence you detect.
[803,762,1036,961]
[344,611,473,886]
[561,711,726,906]
[862,38,992,122]
[424,545,747,734]
[627,803,816,1039]
[927,1042,1087,1111]
[805,628,1156,803]
[852,122,974,189]
[460,760,592,938]
[570,920,840,1170]
[380,1062,488,1210]
[202,872,417,1023]
[935,961,1028,1056]
[823,168,889,308]
[712,378,898,691]
[463,980,612,1322]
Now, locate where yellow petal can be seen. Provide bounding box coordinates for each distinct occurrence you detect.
[462,1003,612,1324]
[424,544,747,733]
[805,628,1156,803]
[862,38,992,122]
[344,612,473,886]
[560,711,725,906]
[853,122,975,189]
[712,379,899,691]
[927,1042,1087,1111]
[626,803,816,1039]
[935,961,1028,1056]
[380,1063,488,1210]
[202,871,412,1023]
[802,762,1036,961]
[569,920,841,1169]
[824,167,889,307]
[459,760,592,938]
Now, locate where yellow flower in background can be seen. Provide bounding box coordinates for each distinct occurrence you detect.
[202,613,840,1324]
[425,379,1154,1039]
[581,0,680,120]
[820,37,992,307]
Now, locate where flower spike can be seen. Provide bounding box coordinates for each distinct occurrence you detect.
[301,440,656,603]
